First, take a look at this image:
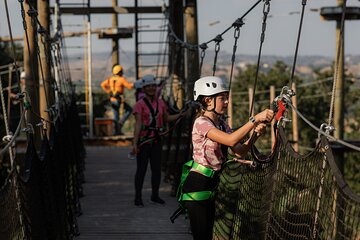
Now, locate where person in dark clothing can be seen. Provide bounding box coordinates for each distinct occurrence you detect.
[132,74,188,207]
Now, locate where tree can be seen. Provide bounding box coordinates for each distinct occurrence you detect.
[231,60,360,194]
[0,42,23,66]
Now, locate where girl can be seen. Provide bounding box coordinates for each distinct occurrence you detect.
[182,76,274,239]
[133,74,186,207]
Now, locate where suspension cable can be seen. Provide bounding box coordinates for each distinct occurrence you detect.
[212,35,223,76]
[249,0,271,117]
[228,19,244,90]
[199,43,207,77]
[289,0,308,86]
[290,103,360,152]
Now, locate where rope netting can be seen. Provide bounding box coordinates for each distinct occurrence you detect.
[0,1,86,239]
[213,128,360,240]
[0,170,23,240]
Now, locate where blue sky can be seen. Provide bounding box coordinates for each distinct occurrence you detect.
[1,0,360,58]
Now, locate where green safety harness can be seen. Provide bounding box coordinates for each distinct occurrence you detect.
[170,160,218,223]
[170,117,227,223]
[177,160,217,202]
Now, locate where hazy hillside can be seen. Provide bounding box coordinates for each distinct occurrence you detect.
[69,51,360,90]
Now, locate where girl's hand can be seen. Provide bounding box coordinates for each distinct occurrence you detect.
[132,146,139,155]
[254,123,267,136]
[254,109,274,124]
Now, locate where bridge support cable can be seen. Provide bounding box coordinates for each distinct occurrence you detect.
[1,1,86,239]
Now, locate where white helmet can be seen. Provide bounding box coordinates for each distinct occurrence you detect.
[193,76,229,101]
[141,74,157,87]
[134,80,143,89]
[20,71,26,79]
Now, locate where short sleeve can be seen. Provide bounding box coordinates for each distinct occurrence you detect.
[194,117,216,137]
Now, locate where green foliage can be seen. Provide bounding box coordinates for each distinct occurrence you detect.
[232,61,300,127]
[232,60,360,194]
[0,42,23,66]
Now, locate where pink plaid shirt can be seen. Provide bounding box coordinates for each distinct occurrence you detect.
[192,116,232,171]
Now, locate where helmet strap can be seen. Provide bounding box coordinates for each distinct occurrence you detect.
[204,96,222,115]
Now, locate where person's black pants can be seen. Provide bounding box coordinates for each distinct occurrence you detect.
[134,141,162,199]
[183,171,219,240]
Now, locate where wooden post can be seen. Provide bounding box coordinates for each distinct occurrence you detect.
[169,0,184,109]
[112,0,124,124]
[291,82,299,152]
[134,0,139,79]
[112,0,119,65]
[87,0,94,137]
[24,0,41,147]
[38,0,53,135]
[184,0,199,100]
[270,85,275,147]
[84,19,89,131]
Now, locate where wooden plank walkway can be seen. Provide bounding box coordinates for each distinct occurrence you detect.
[76,146,192,240]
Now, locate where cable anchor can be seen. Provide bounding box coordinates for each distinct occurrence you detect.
[318,123,335,139]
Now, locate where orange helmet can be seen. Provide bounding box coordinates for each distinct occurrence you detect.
[112,65,123,75]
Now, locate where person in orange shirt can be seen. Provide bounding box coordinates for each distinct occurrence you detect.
[100,64,134,135]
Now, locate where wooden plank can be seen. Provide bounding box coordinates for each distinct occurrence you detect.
[76,146,191,239]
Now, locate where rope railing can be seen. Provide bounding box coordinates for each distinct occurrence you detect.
[0,1,85,239]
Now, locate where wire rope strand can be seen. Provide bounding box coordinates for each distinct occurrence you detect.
[198,43,207,77]
[328,0,347,127]
[212,35,223,76]
[249,0,271,117]
[289,0,307,86]
[228,21,243,90]
[290,103,360,152]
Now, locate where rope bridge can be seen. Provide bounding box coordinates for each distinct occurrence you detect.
[0,101,85,239]
[1,0,85,239]
[214,128,360,240]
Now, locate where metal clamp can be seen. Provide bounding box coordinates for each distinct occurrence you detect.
[2,134,13,142]
[318,123,335,139]
[277,116,292,128]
